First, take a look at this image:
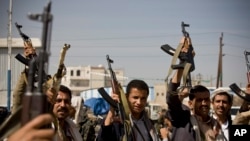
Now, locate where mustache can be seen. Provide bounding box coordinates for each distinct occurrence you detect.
[200,106,209,109]
[58,107,68,112]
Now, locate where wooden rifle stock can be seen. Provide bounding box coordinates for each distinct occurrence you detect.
[107,55,120,94]
[52,44,70,93]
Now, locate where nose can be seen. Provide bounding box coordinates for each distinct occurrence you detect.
[201,99,208,105]
[218,101,223,106]
[136,99,142,105]
[60,100,66,107]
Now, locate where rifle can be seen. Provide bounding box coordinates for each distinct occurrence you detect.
[46,44,70,104]
[98,55,132,141]
[15,22,31,42]
[21,1,53,126]
[229,50,250,113]
[0,2,53,139]
[161,21,195,89]
[245,50,250,83]
[15,22,37,64]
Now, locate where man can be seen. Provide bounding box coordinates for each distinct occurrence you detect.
[211,89,233,141]
[12,40,37,113]
[97,79,159,141]
[52,85,82,141]
[159,111,173,141]
[166,37,224,141]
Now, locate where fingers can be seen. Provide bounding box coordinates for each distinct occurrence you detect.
[8,114,55,141]
[26,114,54,129]
[29,129,55,141]
[111,93,120,103]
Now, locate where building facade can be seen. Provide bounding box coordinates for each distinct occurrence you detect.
[61,65,127,95]
[0,38,41,107]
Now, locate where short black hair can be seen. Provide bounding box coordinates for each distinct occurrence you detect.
[189,85,210,100]
[126,79,149,95]
[59,85,72,99]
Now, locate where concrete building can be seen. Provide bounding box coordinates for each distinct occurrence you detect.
[61,65,127,95]
[0,38,41,107]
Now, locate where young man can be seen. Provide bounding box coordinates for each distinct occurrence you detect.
[211,89,233,141]
[97,79,159,141]
[52,85,82,141]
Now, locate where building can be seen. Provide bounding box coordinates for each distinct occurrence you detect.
[61,65,127,95]
[0,38,41,107]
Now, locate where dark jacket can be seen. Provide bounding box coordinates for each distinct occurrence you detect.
[167,82,196,141]
[96,112,159,141]
[96,121,130,141]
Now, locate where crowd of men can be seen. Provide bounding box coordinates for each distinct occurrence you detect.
[0,29,250,141]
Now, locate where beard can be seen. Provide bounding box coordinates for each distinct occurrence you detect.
[56,107,69,119]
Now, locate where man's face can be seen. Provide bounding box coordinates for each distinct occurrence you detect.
[127,88,148,118]
[190,91,210,118]
[53,91,71,120]
[212,94,231,118]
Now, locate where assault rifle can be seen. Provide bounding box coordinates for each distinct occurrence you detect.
[229,50,250,112]
[0,2,53,139]
[161,21,194,88]
[245,50,250,83]
[98,55,132,141]
[46,43,70,105]
[21,1,53,126]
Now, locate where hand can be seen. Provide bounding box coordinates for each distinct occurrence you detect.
[8,114,55,141]
[160,127,170,140]
[23,41,36,58]
[246,83,250,94]
[46,87,57,104]
[104,92,121,125]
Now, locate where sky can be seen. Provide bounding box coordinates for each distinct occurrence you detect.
[0,0,250,87]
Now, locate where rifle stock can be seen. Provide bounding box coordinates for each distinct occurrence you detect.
[107,55,120,94]
[46,44,70,105]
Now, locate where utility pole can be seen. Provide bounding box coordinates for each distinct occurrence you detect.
[216,32,224,88]
[7,0,13,111]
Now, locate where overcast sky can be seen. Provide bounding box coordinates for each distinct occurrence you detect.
[0,0,250,87]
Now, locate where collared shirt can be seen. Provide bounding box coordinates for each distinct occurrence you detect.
[221,120,229,141]
[212,114,229,141]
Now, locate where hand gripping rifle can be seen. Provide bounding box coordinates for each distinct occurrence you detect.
[98,55,132,141]
[229,50,250,112]
[15,22,37,66]
[161,21,195,89]
[46,44,70,104]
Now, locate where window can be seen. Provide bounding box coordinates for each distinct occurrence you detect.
[70,70,74,76]
[76,70,80,76]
